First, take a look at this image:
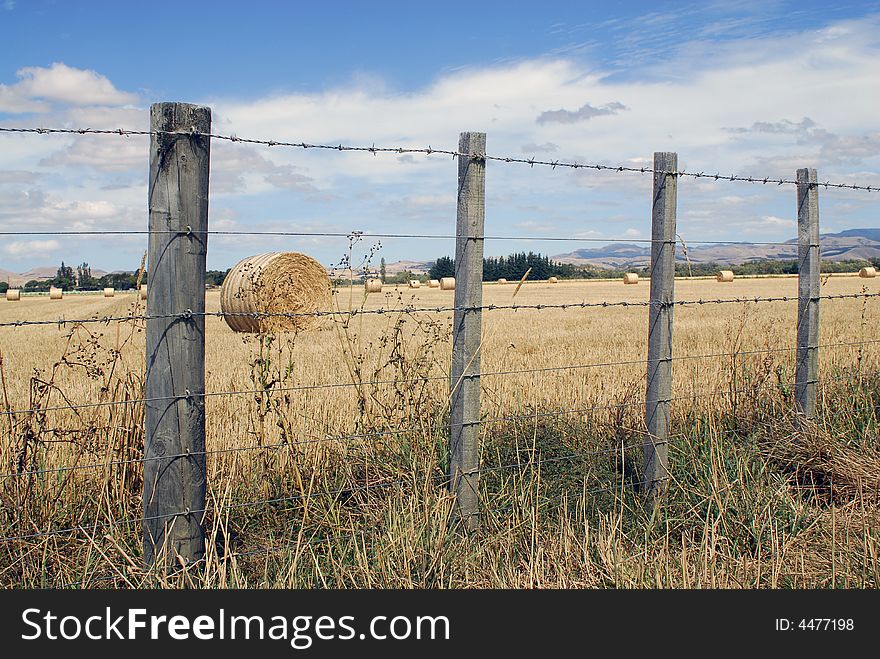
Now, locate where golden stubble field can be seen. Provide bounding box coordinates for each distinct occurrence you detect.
[1,274,879,588]
[0,274,877,453]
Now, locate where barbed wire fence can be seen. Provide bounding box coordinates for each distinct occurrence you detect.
[0,102,878,585]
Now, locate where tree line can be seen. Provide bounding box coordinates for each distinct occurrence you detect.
[0,262,231,293]
[2,256,877,295]
[425,254,880,282]
[428,252,584,281]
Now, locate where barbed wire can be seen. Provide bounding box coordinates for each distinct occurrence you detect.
[3,124,876,580]
[0,225,850,249]
[1,125,878,192]
[0,440,647,544]
[2,367,875,481]
[2,366,874,543]
[2,291,878,331]
[2,228,664,242]
[1,336,876,420]
[0,227,804,247]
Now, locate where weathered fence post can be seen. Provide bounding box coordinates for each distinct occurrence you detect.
[449,131,486,530]
[796,168,820,420]
[644,151,677,508]
[144,102,211,568]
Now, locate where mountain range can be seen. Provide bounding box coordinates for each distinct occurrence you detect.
[0,267,109,287]
[552,228,880,269]
[3,229,878,285]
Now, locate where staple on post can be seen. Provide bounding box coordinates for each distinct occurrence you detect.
[144,102,211,569]
[644,151,677,510]
[449,131,486,531]
[795,168,820,420]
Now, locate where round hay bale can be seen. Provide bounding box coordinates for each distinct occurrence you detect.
[220,252,332,333]
[623,273,639,285]
[548,276,558,284]
[408,279,421,289]
[427,279,440,288]
[6,289,20,301]
[859,266,877,279]
[49,286,63,300]
[497,278,507,284]
[716,270,735,282]
[365,278,383,293]
[103,287,115,297]
[139,284,148,300]
[440,277,455,290]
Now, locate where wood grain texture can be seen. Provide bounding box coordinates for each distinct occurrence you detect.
[644,151,677,506]
[796,168,820,420]
[144,102,211,568]
[449,132,486,530]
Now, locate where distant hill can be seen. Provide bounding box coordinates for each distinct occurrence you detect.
[553,228,880,268]
[330,260,431,277]
[836,228,880,242]
[0,268,21,286]
[0,267,108,287]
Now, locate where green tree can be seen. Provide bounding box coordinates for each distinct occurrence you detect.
[22,279,50,292]
[77,262,99,290]
[98,272,139,290]
[52,261,76,290]
[379,257,386,283]
[428,256,454,279]
[206,269,229,287]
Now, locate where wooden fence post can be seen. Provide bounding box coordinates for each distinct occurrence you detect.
[144,102,211,568]
[796,168,820,420]
[644,151,677,508]
[449,131,486,530]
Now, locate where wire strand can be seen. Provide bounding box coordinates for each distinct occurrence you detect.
[1,126,877,191]
[2,368,874,480]
[2,291,877,330]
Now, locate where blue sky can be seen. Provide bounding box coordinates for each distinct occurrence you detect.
[1,0,879,273]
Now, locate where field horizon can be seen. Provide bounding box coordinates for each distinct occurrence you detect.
[1,275,878,588]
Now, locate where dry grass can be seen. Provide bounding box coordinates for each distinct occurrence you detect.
[0,274,878,588]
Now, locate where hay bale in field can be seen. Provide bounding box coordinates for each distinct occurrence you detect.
[365,278,383,293]
[497,278,507,284]
[623,273,639,285]
[440,277,455,290]
[428,279,440,288]
[139,284,148,300]
[859,267,877,279]
[6,289,20,301]
[220,252,332,333]
[548,276,558,284]
[408,279,421,288]
[716,270,735,282]
[103,287,115,297]
[49,286,63,300]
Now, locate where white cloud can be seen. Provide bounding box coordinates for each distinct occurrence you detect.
[0,170,40,183]
[9,63,139,108]
[0,87,48,113]
[2,13,880,270]
[40,135,147,172]
[761,215,796,228]
[403,194,454,208]
[3,239,60,258]
[536,101,628,125]
[209,142,315,195]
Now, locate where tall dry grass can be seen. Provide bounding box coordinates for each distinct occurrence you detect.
[0,274,877,588]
